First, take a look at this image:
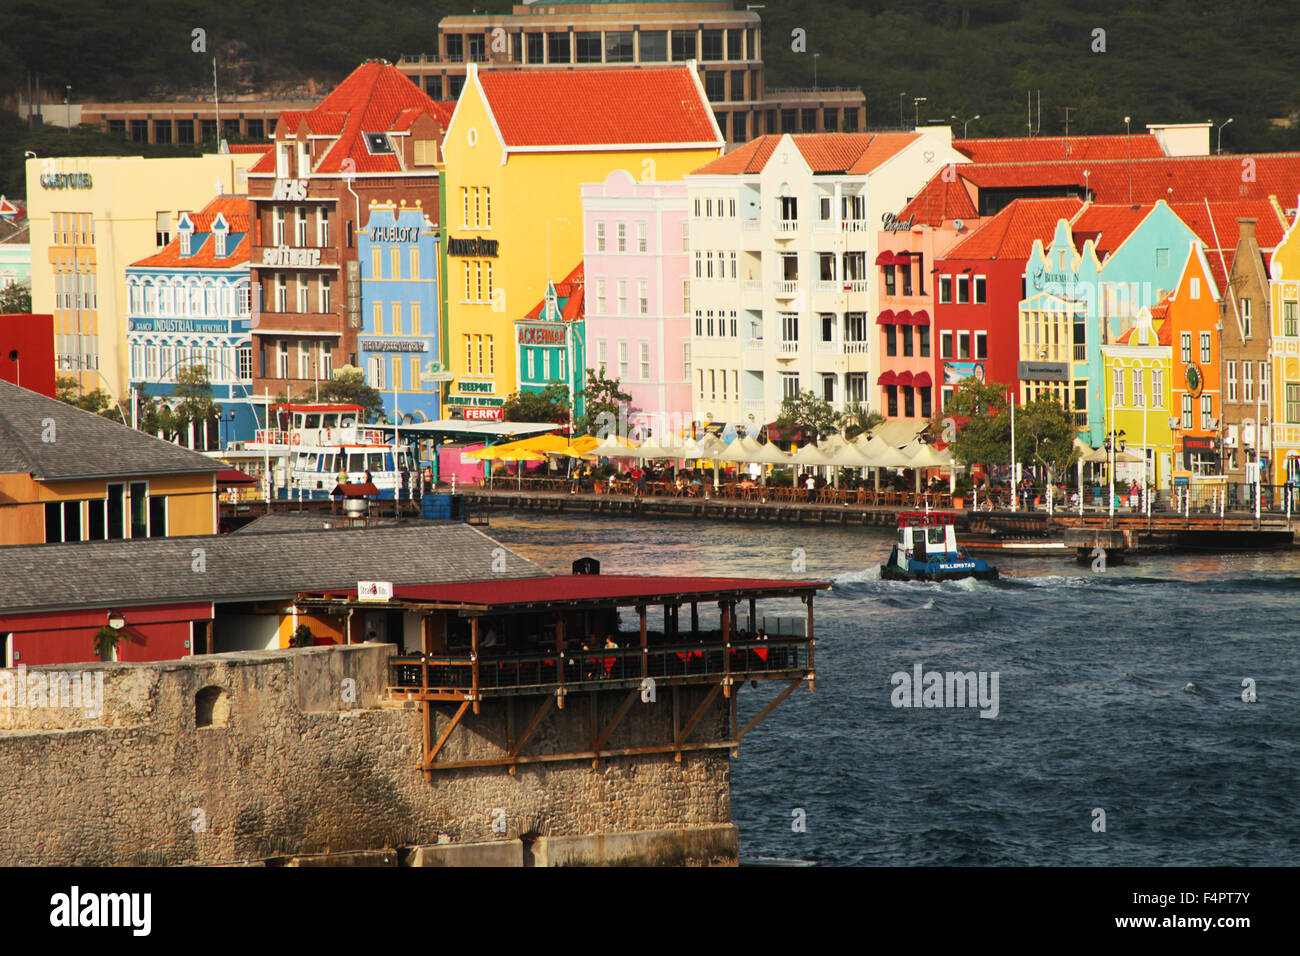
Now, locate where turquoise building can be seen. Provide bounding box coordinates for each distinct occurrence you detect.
[358,200,442,424]
[513,263,586,424]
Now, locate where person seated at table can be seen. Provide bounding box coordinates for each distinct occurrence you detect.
[675,475,686,494]
[604,635,619,649]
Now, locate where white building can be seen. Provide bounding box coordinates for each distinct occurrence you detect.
[683,129,967,431]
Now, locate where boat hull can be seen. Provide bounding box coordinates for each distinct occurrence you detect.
[880,563,999,583]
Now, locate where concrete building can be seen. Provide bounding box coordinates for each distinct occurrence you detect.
[400,0,864,148]
[0,197,30,292]
[0,313,55,397]
[581,170,688,437]
[358,199,443,424]
[515,264,586,425]
[125,194,258,448]
[1101,307,1173,487]
[683,129,966,432]
[23,152,262,402]
[245,62,451,404]
[1267,205,1300,485]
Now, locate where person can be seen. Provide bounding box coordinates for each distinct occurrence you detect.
[422,465,433,495]
[338,464,349,485]
[607,472,617,493]
[364,469,373,485]
[805,473,816,502]
[633,466,646,497]
[604,635,618,649]
[675,475,686,495]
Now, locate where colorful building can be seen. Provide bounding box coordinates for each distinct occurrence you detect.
[0,379,220,548]
[0,196,31,291]
[1100,306,1173,488]
[441,63,723,421]
[357,199,443,424]
[246,62,450,407]
[125,194,257,449]
[23,152,262,403]
[1166,243,1225,483]
[0,312,55,397]
[1268,206,1300,484]
[515,263,586,425]
[581,170,689,438]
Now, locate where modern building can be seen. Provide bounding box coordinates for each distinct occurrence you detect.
[581,170,688,437]
[400,0,864,148]
[683,129,967,432]
[358,199,443,424]
[0,379,221,548]
[1268,206,1300,485]
[514,263,586,425]
[0,312,55,397]
[125,194,258,448]
[78,99,313,145]
[24,152,263,402]
[441,63,722,419]
[246,62,451,406]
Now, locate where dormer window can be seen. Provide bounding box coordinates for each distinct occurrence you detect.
[277,143,292,178]
[212,213,229,258]
[365,133,394,155]
[297,141,311,177]
[178,214,193,257]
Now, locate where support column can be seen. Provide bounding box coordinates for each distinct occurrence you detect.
[638,604,648,678]
[690,601,699,638]
[555,610,566,708]
[470,616,480,714]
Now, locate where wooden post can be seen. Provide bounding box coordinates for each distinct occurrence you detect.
[748,597,757,635]
[555,610,566,708]
[720,600,731,698]
[805,592,815,687]
[638,604,647,677]
[470,617,480,714]
[421,614,431,696]
[690,601,698,638]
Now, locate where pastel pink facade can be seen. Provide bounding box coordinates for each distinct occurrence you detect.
[582,170,692,439]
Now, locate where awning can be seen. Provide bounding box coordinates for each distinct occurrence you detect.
[877,370,898,386]
[216,468,257,485]
[875,251,896,265]
[875,310,896,325]
[913,371,932,387]
[909,309,930,325]
[895,310,913,324]
[897,370,914,386]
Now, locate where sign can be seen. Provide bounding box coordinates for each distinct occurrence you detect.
[459,381,494,393]
[1184,436,1216,451]
[272,179,309,201]
[446,395,504,407]
[130,319,228,334]
[518,325,566,345]
[369,225,421,243]
[463,407,502,421]
[944,361,986,385]
[357,580,392,602]
[1018,361,1069,382]
[420,362,455,383]
[40,173,93,190]
[261,246,322,267]
[1184,363,1203,398]
[448,237,499,257]
[881,213,915,233]
[358,338,429,353]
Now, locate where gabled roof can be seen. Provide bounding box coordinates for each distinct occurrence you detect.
[692,132,920,176]
[524,262,585,321]
[226,143,273,155]
[252,62,449,175]
[943,198,1083,261]
[473,65,720,149]
[896,176,978,226]
[0,380,222,481]
[1116,304,1172,346]
[1067,203,1154,260]
[1167,200,1291,289]
[130,195,250,270]
[954,134,1165,164]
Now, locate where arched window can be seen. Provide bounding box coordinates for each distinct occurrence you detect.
[195,685,231,728]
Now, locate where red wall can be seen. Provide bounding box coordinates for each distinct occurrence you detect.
[0,603,212,667]
[0,313,56,398]
[932,259,1024,405]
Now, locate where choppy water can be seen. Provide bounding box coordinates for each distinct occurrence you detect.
[485,511,1300,866]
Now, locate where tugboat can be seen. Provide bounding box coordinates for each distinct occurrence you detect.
[880,512,999,582]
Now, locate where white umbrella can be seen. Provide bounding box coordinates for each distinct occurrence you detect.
[902,442,950,468]
[793,443,833,466]
[719,436,764,462]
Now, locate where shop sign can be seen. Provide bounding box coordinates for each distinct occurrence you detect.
[448,237,499,257]
[359,338,429,353]
[261,246,322,267]
[272,179,309,201]
[518,325,566,345]
[463,407,503,421]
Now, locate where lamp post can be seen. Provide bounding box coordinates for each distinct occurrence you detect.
[65,85,72,135]
[913,97,926,129]
[951,113,980,137]
[899,92,906,129]
[1216,117,1233,155]
[1009,387,1017,512]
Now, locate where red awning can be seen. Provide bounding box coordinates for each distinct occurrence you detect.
[897,370,914,386]
[216,469,257,485]
[909,309,930,325]
[877,370,898,386]
[875,251,896,265]
[895,310,913,324]
[913,371,933,387]
[876,310,896,325]
[332,482,381,497]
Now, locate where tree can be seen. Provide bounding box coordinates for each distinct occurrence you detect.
[315,366,385,420]
[54,375,120,419]
[576,368,632,436]
[0,283,31,313]
[1015,394,1079,483]
[932,376,1013,480]
[174,365,220,428]
[502,382,570,424]
[838,404,886,440]
[775,390,838,438]
[139,397,182,442]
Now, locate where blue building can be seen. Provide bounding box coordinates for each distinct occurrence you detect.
[125,194,258,448]
[358,200,442,423]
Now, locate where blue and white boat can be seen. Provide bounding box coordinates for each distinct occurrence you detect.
[881,512,998,582]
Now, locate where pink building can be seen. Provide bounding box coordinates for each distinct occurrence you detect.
[582,170,691,440]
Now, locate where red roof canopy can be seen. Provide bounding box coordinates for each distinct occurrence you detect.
[876,310,896,325]
[878,370,898,386]
[216,469,257,485]
[913,371,933,387]
[897,370,914,386]
[910,309,930,324]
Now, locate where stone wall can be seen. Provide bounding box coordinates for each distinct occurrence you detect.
[0,646,732,865]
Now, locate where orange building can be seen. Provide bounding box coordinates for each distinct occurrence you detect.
[1166,242,1224,480]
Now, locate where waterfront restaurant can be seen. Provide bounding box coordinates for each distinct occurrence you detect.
[293,569,830,774]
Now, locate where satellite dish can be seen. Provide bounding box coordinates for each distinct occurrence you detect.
[953,219,965,231]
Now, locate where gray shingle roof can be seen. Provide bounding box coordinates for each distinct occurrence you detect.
[0,524,545,614]
[232,512,406,533]
[0,379,221,480]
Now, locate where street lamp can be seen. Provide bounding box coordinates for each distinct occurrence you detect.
[1215,117,1233,155]
[1104,428,1126,525]
[65,85,71,135]
[913,97,927,128]
[899,92,906,129]
[812,53,819,90]
[951,113,980,137]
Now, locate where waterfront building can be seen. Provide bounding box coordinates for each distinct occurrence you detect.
[125,194,257,449]
[441,63,722,419]
[23,152,263,402]
[0,312,55,397]
[246,62,450,406]
[514,263,586,426]
[357,199,443,424]
[400,0,864,149]
[682,129,966,432]
[0,196,31,291]
[581,170,688,437]
[1165,243,1225,485]
[1101,306,1173,487]
[1267,205,1300,484]
[0,379,221,549]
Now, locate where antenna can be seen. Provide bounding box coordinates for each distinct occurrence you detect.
[213,57,220,147]
[1062,106,1077,143]
[1124,115,1132,204]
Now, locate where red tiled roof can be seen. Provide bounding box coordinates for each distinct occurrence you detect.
[896,177,978,226]
[943,197,1083,260]
[130,195,250,269]
[227,143,272,155]
[476,67,719,149]
[1167,199,1291,289]
[524,262,585,321]
[693,132,919,176]
[953,135,1165,164]
[1068,203,1153,258]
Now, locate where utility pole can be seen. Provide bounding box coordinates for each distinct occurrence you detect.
[1062,106,1077,139]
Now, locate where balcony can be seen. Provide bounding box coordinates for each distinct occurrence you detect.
[842,279,869,294]
[1073,344,1087,362]
[773,280,799,299]
[744,337,764,351]
[742,219,760,232]
[843,341,870,355]
[813,220,835,233]
[745,400,765,419]
[777,340,799,357]
[813,280,839,295]
[774,218,798,236]
[841,219,869,233]
[1073,411,1089,427]
[815,339,839,354]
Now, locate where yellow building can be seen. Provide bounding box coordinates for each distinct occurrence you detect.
[1268,209,1300,484]
[1100,306,1173,488]
[0,379,219,546]
[440,63,722,415]
[24,151,262,402]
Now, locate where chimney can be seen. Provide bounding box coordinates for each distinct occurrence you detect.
[1236,217,1257,242]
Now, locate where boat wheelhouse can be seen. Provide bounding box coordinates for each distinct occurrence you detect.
[881,512,998,582]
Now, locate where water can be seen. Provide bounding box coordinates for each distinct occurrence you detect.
[485,511,1300,866]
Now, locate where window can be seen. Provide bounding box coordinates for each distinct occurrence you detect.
[1241,298,1251,337]
[683,343,691,377]
[276,275,288,312]
[296,207,308,246]
[820,313,835,342]
[1288,383,1300,424]
[618,341,629,379]
[1285,301,1299,337]
[919,325,930,357]
[1132,368,1144,408]
[819,253,836,282]
[1260,360,1270,402]
[779,196,797,223]
[274,208,286,245]
[886,385,899,417]
[575,32,601,63]
[319,276,331,313]
[617,222,627,252]
[596,279,607,313]
[641,30,667,61]
[730,251,737,278]
[1150,368,1162,408]
[548,31,571,62]
[638,279,648,315]
[277,340,289,378]
[901,325,914,357]
[973,276,987,304]
[732,71,747,102]
[883,266,895,297]
[1190,277,1200,299]
[1243,360,1253,402]
[1200,332,1211,364]
[974,332,987,359]
[1201,394,1214,431]
[640,341,650,380]
[955,275,970,304]
[781,313,798,342]
[618,279,627,315]
[671,30,695,60]
[781,372,799,399]
[392,302,403,336]
[940,330,953,359]
[885,325,897,357]
[637,221,647,253]
[526,32,544,62]
[299,344,311,380]
[1180,332,1192,364]
[702,29,724,60]
[238,346,252,380]
[958,332,971,359]
[597,339,608,372]
[1115,367,1126,408]
[1226,361,1237,402]
[156,211,172,247]
[845,312,868,343]
[297,274,310,312]
[704,73,725,102]
[938,275,952,303]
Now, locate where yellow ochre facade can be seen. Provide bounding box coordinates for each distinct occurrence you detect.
[1269,209,1300,484]
[440,64,722,415]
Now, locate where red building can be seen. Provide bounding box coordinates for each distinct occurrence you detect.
[933,198,1082,409]
[0,313,55,397]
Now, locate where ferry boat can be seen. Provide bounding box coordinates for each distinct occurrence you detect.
[881,512,999,582]
[241,403,418,500]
